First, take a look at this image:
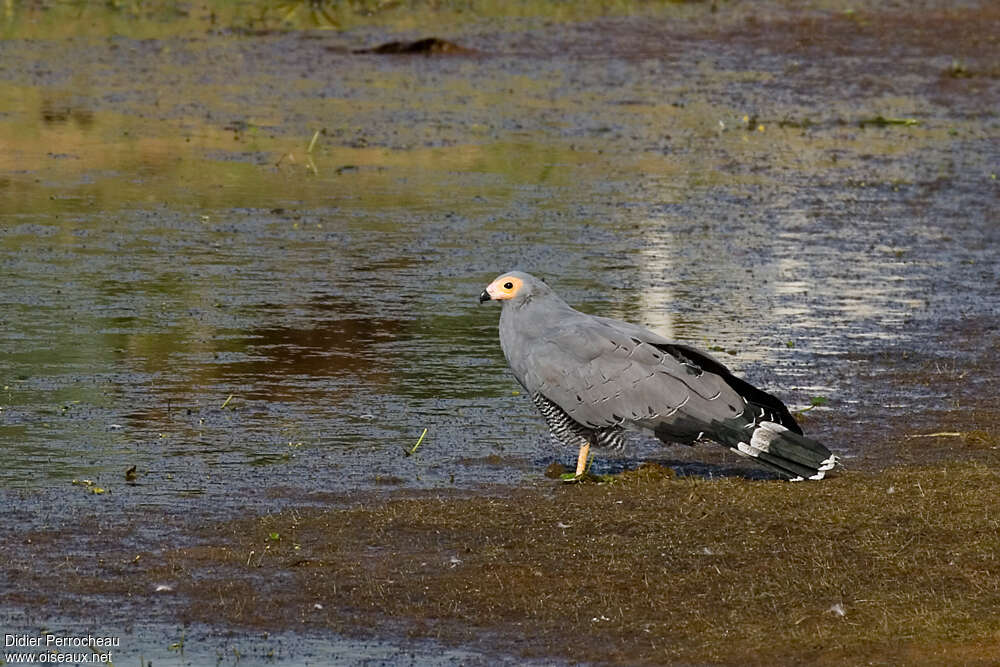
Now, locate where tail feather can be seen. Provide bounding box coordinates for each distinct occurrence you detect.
[713,418,839,481]
[749,449,825,481]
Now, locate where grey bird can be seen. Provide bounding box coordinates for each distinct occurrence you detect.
[479,271,838,481]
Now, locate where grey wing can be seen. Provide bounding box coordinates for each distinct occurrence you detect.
[522,317,746,444]
[591,316,802,434]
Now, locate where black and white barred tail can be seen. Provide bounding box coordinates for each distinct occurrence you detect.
[713,418,839,481]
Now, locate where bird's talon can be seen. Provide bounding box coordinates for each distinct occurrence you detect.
[559,471,612,484]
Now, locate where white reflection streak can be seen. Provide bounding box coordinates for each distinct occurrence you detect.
[635,226,675,340]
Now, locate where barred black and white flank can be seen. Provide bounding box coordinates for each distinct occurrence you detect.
[481,271,839,481]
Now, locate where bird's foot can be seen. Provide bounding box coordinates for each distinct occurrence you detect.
[560,443,593,482]
[575,442,591,475]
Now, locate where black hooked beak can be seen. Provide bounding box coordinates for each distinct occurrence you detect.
[478,289,492,303]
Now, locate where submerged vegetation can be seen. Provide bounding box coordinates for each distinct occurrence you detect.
[8,0,959,38]
[1,0,721,37]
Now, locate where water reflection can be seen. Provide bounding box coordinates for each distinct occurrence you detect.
[218,301,404,399]
[1,7,997,503]
[39,98,94,128]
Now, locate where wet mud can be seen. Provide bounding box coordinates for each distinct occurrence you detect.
[9,462,1000,665]
[1,0,998,663]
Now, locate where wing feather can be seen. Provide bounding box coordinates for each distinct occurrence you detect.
[517,314,747,440]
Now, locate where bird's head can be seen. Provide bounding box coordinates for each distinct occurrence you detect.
[479,271,546,306]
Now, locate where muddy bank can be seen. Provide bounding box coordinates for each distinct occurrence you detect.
[7,461,1000,665]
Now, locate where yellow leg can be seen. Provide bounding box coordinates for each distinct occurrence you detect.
[575,442,591,477]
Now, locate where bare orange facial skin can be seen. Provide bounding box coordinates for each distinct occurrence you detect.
[485,275,523,301]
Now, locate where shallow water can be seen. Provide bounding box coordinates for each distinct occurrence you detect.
[1,0,998,659]
[2,2,999,507]
[0,611,552,666]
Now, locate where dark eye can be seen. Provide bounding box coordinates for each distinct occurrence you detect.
[504,282,514,290]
